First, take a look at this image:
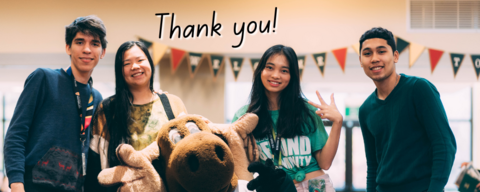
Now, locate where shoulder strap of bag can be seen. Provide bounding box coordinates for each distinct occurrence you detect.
[157,93,175,120]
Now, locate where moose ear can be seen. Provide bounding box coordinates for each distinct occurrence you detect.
[232,113,259,135]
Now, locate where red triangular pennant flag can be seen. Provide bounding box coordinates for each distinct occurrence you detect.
[332,47,348,72]
[428,48,444,73]
[170,48,187,74]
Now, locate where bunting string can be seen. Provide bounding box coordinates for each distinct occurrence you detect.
[138,36,480,81]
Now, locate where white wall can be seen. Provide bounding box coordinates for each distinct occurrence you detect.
[1,0,479,54]
[474,83,480,167]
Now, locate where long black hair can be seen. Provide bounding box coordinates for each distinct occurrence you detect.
[247,44,316,139]
[105,41,155,166]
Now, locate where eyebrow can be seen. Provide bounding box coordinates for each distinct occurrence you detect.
[73,38,101,45]
[362,46,388,52]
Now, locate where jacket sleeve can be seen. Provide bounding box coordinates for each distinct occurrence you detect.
[85,102,117,192]
[4,69,46,186]
[359,106,378,192]
[85,150,118,192]
[413,79,456,192]
[85,148,109,191]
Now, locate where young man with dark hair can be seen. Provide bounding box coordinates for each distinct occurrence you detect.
[4,15,107,192]
[358,27,456,192]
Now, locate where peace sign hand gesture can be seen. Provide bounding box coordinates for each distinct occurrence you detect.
[308,91,343,124]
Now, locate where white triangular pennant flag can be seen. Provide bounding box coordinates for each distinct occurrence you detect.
[409,42,425,68]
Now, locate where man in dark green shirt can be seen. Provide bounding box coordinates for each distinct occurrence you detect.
[357,27,456,192]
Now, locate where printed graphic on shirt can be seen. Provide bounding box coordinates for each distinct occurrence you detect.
[308,178,326,192]
[129,99,169,150]
[257,135,313,169]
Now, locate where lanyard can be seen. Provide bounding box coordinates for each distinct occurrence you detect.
[267,127,282,167]
[66,67,93,176]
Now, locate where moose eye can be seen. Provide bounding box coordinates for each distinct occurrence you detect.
[169,128,183,144]
[185,122,201,134]
[168,121,202,144]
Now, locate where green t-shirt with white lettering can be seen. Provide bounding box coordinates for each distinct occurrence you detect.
[232,102,328,181]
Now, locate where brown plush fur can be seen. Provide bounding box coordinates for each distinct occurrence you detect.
[97,141,164,192]
[208,113,259,181]
[97,113,259,192]
[156,115,237,192]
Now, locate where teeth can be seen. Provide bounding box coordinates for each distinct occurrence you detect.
[132,73,143,77]
[372,67,382,70]
[270,81,279,85]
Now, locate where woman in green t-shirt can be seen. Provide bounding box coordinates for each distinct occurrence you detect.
[232,44,343,192]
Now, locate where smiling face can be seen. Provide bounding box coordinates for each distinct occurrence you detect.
[122,45,152,90]
[360,38,399,82]
[261,54,291,97]
[66,31,105,75]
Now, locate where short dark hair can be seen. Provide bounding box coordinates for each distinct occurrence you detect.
[359,27,396,54]
[65,15,107,48]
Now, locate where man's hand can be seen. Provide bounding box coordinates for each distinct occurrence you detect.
[10,182,24,192]
[308,91,343,124]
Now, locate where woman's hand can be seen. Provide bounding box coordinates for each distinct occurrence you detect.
[308,91,343,124]
[308,90,343,170]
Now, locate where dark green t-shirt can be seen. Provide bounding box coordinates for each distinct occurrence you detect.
[232,102,328,182]
[359,74,456,192]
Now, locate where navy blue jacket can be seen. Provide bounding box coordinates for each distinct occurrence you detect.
[4,68,102,187]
